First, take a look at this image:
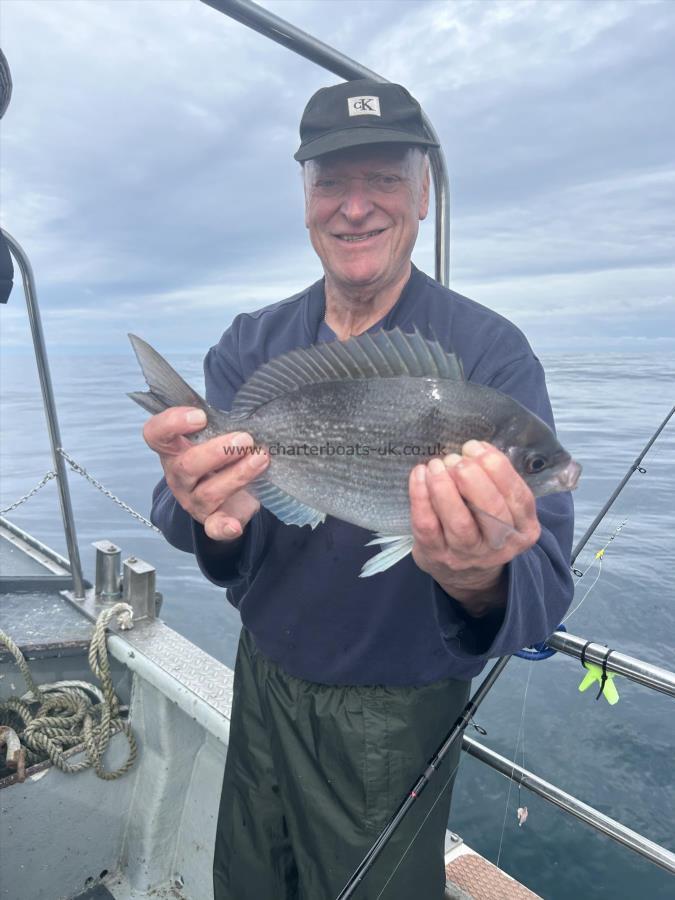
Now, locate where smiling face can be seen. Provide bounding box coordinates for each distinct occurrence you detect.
[303,144,430,296]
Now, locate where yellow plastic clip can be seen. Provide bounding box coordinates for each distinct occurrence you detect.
[578,662,619,705]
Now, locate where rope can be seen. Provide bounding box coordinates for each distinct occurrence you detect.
[0,603,137,780]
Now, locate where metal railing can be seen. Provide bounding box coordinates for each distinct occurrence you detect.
[200,0,675,884]
[463,736,675,875]
[547,630,675,698]
[200,0,451,287]
[0,228,85,597]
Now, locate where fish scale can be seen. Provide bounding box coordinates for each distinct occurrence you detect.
[128,328,581,576]
[244,379,503,532]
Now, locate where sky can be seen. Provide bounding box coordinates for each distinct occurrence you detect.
[1,0,674,356]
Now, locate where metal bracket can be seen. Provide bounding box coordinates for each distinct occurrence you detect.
[122,556,159,621]
[93,540,122,599]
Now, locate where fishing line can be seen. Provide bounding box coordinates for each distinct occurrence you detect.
[375,754,464,900]
[493,516,627,869]
[496,663,534,869]
[564,518,627,625]
[564,558,604,624]
[376,664,534,896]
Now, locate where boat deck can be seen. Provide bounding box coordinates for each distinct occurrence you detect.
[1,519,541,900]
[445,836,541,899]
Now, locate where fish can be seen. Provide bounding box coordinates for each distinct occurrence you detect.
[128,328,581,577]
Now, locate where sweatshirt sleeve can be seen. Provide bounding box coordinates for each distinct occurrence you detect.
[148,319,265,587]
[432,350,575,661]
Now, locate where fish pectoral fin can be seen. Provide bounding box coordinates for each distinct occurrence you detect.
[360,534,414,578]
[250,476,326,529]
[466,501,518,550]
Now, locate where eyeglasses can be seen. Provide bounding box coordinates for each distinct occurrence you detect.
[310,173,407,199]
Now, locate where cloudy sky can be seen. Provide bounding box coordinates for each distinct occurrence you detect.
[1,0,674,355]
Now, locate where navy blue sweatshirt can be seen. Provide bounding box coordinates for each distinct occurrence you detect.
[151,266,574,686]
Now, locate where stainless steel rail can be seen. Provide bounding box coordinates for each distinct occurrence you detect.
[0,516,72,573]
[547,630,675,698]
[0,229,85,597]
[200,0,451,287]
[463,736,675,876]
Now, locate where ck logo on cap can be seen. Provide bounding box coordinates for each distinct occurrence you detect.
[347,96,381,117]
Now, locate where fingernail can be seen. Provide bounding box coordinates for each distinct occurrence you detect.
[186,409,207,425]
[428,458,445,475]
[250,449,269,467]
[414,464,427,483]
[230,432,253,449]
[443,453,462,468]
[221,522,240,539]
[463,440,484,457]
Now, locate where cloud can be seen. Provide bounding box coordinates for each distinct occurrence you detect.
[1,0,673,354]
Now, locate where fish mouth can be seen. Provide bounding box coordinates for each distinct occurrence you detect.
[528,457,582,497]
[555,459,582,492]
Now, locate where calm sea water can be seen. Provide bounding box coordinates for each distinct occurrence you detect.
[1,350,673,899]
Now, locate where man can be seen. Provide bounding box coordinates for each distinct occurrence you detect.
[146,80,574,899]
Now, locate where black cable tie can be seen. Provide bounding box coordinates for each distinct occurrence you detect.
[638,466,647,474]
[573,568,584,578]
[470,718,487,736]
[580,640,592,669]
[595,647,613,701]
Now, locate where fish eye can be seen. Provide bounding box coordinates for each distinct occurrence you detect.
[525,454,547,474]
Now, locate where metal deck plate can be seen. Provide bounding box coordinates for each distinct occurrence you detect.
[63,588,236,741]
[0,590,93,654]
[71,885,115,899]
[445,848,542,899]
[1,529,94,660]
[1,531,58,577]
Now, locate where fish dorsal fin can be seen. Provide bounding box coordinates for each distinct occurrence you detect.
[231,328,464,416]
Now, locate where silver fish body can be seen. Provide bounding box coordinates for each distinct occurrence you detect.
[129,329,581,575]
[239,376,566,534]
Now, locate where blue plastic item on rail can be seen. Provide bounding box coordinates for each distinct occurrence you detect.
[515,623,567,660]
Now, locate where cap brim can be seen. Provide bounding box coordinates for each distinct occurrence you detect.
[294,126,439,162]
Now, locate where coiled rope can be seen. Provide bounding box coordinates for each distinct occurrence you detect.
[0,603,137,780]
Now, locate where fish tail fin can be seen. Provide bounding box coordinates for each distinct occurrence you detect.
[127,390,173,416]
[127,334,233,434]
[360,534,414,578]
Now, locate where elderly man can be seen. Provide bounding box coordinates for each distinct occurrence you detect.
[146,79,574,899]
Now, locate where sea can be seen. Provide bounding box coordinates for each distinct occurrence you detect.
[0,349,673,900]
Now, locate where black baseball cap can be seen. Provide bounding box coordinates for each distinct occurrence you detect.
[294,78,438,162]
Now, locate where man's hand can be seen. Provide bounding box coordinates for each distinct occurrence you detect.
[409,440,541,616]
[143,407,269,542]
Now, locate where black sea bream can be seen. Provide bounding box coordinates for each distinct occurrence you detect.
[129,329,581,576]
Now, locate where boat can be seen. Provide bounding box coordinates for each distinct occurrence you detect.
[1,4,674,899]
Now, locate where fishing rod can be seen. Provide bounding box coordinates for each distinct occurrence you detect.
[335,654,510,900]
[335,404,674,899]
[571,403,674,567]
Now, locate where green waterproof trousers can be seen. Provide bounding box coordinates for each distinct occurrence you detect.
[213,628,471,900]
